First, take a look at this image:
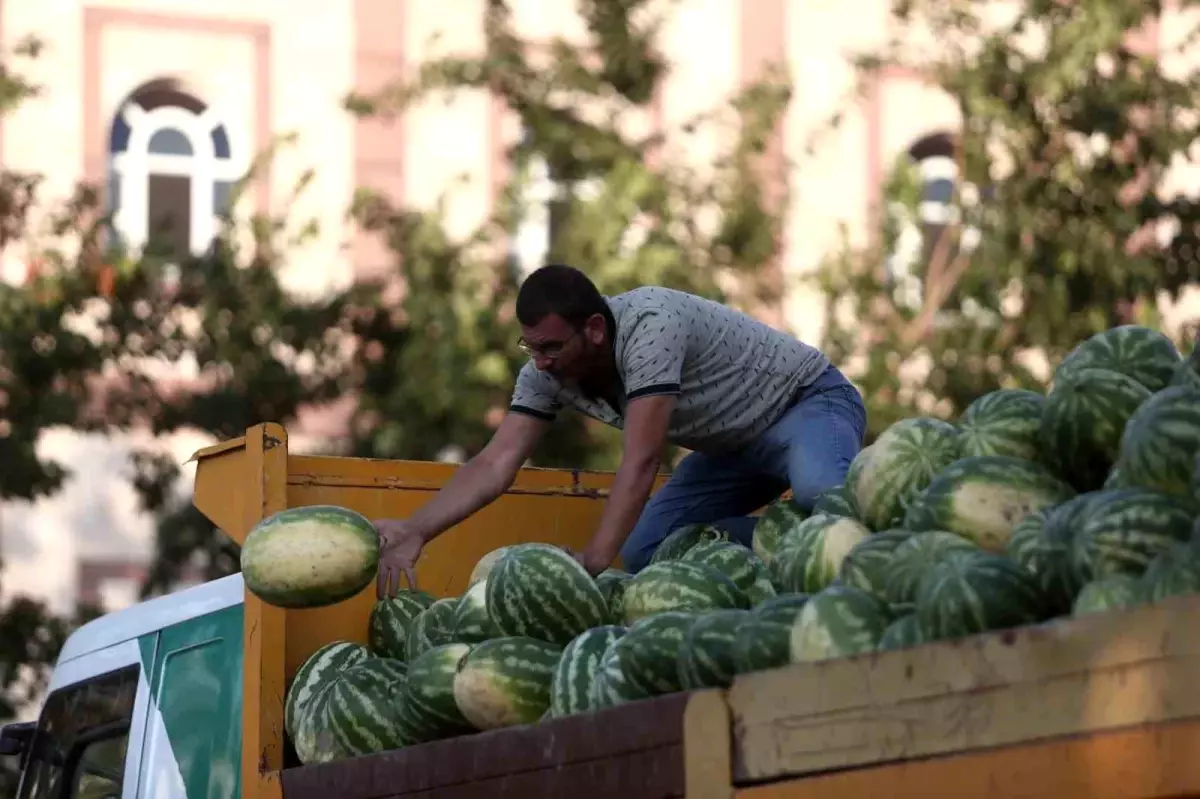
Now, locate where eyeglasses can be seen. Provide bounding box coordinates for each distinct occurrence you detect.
[518,331,578,359]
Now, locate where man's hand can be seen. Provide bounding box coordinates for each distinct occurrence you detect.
[375,518,424,599]
[570,545,613,577]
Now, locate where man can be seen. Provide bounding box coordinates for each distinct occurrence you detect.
[374,264,866,596]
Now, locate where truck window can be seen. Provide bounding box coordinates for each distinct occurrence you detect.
[16,665,138,799]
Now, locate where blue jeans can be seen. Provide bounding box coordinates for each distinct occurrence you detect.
[619,364,868,573]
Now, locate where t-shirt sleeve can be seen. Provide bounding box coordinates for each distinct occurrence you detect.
[509,361,562,421]
[621,307,687,400]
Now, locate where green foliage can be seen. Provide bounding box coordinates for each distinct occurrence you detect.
[816,0,1200,440]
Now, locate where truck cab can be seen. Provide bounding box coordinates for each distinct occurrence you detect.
[1,574,245,799]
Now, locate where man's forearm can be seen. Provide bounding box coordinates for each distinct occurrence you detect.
[407,457,510,543]
[587,457,661,563]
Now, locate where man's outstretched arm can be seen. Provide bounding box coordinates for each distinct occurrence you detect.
[578,394,677,573]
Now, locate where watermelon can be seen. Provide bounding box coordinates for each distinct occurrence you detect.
[485,543,609,644]
[620,561,749,624]
[1103,467,1126,490]
[468,546,512,588]
[850,417,962,531]
[241,505,380,609]
[1040,367,1152,492]
[915,550,1047,641]
[957,389,1046,462]
[596,569,633,622]
[590,639,647,709]
[903,455,1077,551]
[883,531,979,612]
[811,484,860,519]
[406,597,460,660]
[1069,487,1196,584]
[680,540,766,591]
[549,625,626,718]
[753,592,811,623]
[650,523,729,564]
[1115,385,1200,499]
[877,614,924,651]
[453,578,500,643]
[610,611,698,696]
[745,574,778,605]
[839,529,915,600]
[1072,575,1145,616]
[752,497,808,564]
[731,617,791,675]
[1004,508,1047,575]
[1171,344,1200,391]
[771,514,871,593]
[285,641,371,742]
[1025,493,1100,613]
[789,585,893,663]
[1055,324,1182,393]
[677,609,751,689]
[402,643,476,742]
[368,590,435,660]
[1141,541,1200,602]
[452,636,563,730]
[325,658,411,757]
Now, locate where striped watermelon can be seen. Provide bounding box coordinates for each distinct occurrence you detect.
[1103,467,1126,490]
[1072,575,1145,616]
[812,484,860,519]
[590,639,647,709]
[406,597,460,660]
[903,455,1077,551]
[549,625,626,718]
[1026,493,1100,613]
[596,569,633,623]
[453,578,500,644]
[241,505,381,609]
[1141,541,1200,602]
[771,514,871,594]
[402,643,476,742]
[1069,487,1196,584]
[882,531,979,612]
[1116,385,1200,499]
[486,543,609,644]
[1055,324,1182,393]
[1172,344,1200,391]
[468,545,512,588]
[677,609,751,689]
[452,636,563,730]
[839,529,915,600]
[680,540,766,592]
[610,611,698,696]
[285,641,371,743]
[752,497,808,564]
[369,590,435,660]
[851,417,963,531]
[733,594,811,674]
[650,523,729,564]
[1040,366,1152,492]
[915,550,1047,641]
[789,585,893,663]
[325,658,412,757]
[745,574,778,605]
[620,561,749,624]
[731,617,791,675]
[957,389,1046,462]
[877,614,924,651]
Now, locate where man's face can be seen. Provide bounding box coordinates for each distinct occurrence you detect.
[519,312,606,383]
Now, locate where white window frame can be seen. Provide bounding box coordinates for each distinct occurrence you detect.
[110,101,244,255]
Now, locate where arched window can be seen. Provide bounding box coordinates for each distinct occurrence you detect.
[107,80,241,258]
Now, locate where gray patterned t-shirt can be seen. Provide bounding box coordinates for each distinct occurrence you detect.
[509,286,831,452]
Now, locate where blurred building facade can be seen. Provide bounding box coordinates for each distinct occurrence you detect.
[1,0,1199,616]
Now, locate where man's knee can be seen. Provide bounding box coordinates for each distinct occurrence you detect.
[619,526,662,574]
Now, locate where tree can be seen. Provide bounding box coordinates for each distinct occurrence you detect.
[813,0,1200,439]
[343,0,793,470]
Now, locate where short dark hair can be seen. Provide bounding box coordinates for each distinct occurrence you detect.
[515,264,608,329]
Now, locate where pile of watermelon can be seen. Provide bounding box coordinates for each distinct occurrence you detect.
[283,324,1200,766]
